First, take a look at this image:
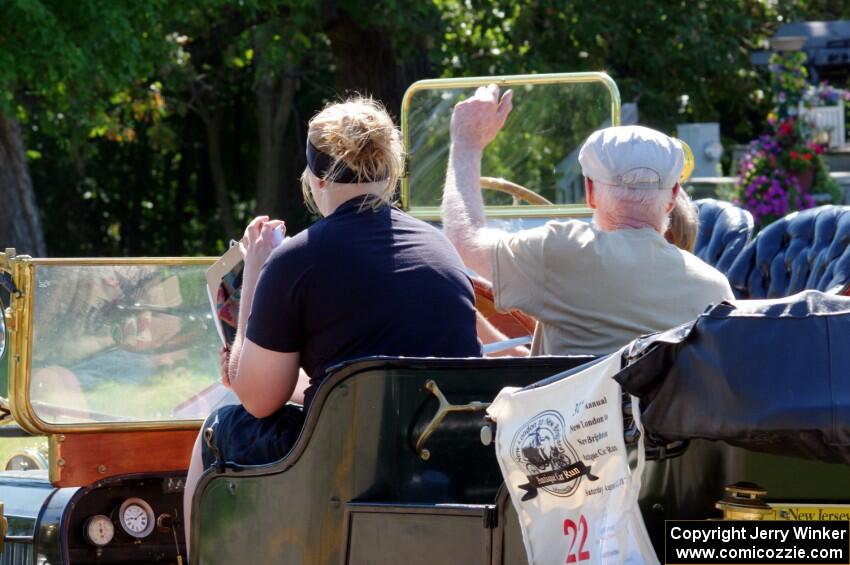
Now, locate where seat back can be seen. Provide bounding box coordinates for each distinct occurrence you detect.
[693,198,754,274]
[727,205,850,298]
[192,355,593,565]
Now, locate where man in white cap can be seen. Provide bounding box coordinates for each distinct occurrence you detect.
[442,85,733,356]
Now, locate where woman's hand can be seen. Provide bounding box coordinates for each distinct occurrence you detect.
[240,216,286,276]
[234,216,285,350]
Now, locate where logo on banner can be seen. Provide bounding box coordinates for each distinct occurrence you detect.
[511,410,598,501]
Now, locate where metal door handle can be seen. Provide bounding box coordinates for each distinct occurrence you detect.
[415,380,489,460]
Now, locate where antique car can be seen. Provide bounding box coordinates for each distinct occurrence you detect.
[0,256,224,564]
[0,72,848,565]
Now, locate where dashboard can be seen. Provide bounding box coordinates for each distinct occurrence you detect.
[63,474,187,564]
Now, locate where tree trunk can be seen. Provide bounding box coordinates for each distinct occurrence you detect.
[322,7,432,117]
[187,73,240,240]
[205,109,238,238]
[0,112,47,257]
[255,73,297,217]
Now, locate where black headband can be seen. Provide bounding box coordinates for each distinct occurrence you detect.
[306,140,387,184]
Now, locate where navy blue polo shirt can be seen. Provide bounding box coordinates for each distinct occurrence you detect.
[246,195,482,408]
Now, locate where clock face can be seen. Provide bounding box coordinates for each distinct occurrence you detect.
[123,504,148,532]
[118,498,155,538]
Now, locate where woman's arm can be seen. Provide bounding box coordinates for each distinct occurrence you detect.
[227,216,300,418]
[231,340,300,418]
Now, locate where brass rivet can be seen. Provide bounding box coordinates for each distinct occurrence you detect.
[420,449,431,461]
[97,465,107,474]
[57,458,65,467]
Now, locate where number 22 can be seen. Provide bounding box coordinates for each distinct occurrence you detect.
[563,514,591,563]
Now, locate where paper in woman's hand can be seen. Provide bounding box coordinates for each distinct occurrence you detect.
[206,243,245,347]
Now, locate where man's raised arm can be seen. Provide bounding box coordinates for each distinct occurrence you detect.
[441,85,513,280]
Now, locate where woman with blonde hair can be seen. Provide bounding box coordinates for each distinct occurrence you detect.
[183,97,481,548]
[665,188,698,252]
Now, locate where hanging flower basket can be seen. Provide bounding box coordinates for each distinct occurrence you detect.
[790,168,814,193]
[735,120,823,227]
[736,54,844,228]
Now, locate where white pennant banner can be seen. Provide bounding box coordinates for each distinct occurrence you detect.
[488,351,659,565]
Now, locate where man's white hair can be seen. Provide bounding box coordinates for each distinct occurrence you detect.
[591,180,672,234]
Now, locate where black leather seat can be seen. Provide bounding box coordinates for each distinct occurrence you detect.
[727,205,850,298]
[693,198,754,274]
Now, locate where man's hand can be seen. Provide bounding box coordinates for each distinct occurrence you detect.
[450,84,513,151]
[240,215,286,276]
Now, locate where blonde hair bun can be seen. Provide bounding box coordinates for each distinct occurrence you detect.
[307,96,403,190]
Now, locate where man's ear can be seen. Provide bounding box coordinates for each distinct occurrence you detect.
[585,177,596,209]
[665,183,680,214]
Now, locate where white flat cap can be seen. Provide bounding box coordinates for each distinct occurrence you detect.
[577,125,684,190]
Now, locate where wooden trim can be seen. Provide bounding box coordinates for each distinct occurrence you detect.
[49,429,197,487]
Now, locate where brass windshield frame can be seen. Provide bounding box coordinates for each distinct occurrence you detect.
[399,71,621,220]
[6,255,216,434]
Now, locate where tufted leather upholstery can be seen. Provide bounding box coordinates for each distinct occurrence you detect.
[727,205,850,299]
[694,198,754,274]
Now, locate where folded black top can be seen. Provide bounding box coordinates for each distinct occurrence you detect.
[614,290,850,463]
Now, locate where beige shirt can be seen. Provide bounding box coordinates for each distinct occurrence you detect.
[492,220,734,356]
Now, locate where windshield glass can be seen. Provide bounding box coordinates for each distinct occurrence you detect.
[29,263,230,425]
[404,77,617,211]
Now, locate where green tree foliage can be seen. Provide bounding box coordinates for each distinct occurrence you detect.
[432,0,793,140]
[0,0,174,255]
[0,1,170,122]
[782,0,850,21]
[3,0,848,256]
[8,0,438,256]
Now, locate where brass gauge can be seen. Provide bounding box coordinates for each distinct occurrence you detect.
[84,515,114,547]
